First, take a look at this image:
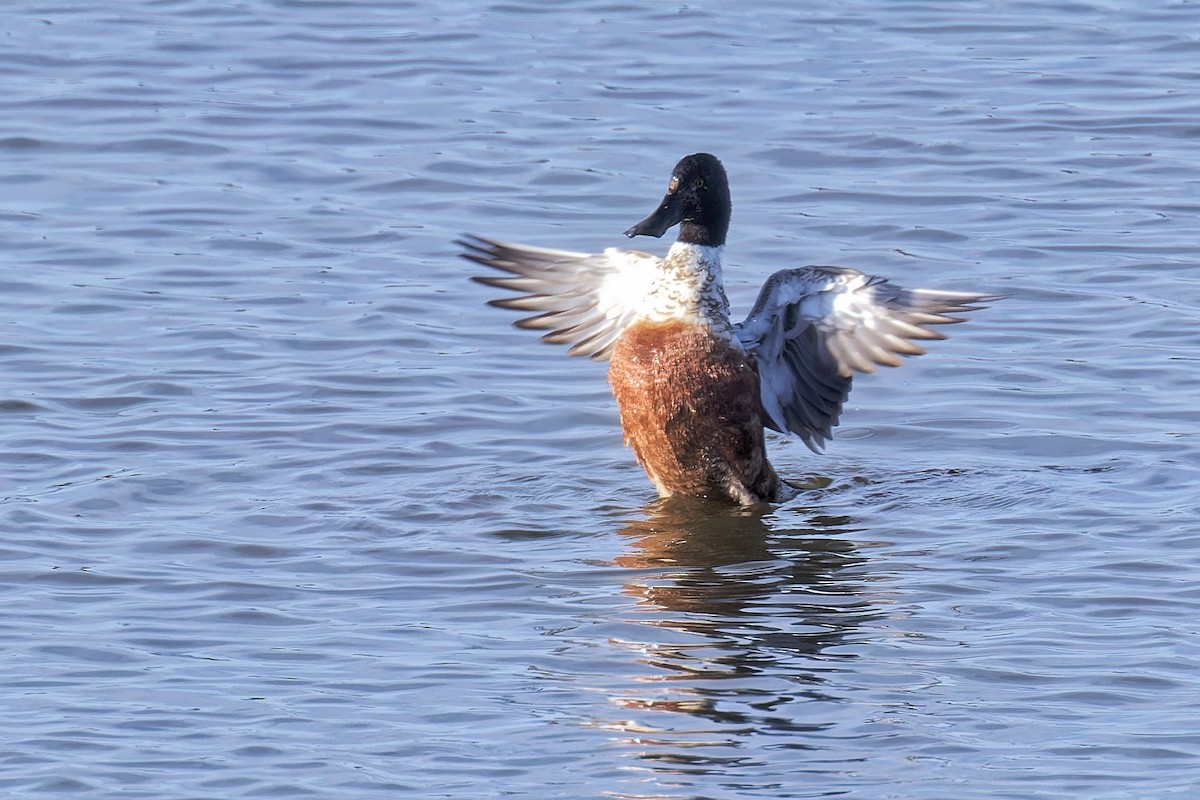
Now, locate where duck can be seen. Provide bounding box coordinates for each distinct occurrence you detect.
[461,153,996,505]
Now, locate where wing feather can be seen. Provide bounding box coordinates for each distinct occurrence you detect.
[461,234,657,360]
[735,266,998,452]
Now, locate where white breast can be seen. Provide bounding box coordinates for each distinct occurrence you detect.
[643,242,732,330]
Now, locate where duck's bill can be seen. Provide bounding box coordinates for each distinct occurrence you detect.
[624,194,682,238]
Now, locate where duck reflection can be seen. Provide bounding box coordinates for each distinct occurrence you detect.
[602,494,881,787]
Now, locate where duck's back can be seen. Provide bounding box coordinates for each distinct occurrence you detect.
[608,318,780,504]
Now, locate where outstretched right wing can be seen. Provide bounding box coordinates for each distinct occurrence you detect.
[461,234,659,361]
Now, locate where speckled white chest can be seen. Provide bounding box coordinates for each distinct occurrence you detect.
[641,243,734,334]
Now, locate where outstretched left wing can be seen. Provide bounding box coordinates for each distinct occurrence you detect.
[734,266,996,452]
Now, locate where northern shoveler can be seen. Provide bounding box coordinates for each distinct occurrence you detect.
[462,153,996,505]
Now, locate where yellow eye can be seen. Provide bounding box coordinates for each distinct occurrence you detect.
[694,177,705,189]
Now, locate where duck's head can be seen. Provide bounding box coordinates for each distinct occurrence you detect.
[624,152,731,247]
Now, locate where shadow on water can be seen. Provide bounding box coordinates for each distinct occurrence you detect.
[599,495,884,791]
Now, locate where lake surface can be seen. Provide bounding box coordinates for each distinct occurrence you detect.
[3,1,1199,797]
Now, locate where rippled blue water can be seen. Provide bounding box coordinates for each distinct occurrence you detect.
[3,1,1200,798]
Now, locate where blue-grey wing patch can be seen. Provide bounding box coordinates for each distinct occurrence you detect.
[735,266,996,452]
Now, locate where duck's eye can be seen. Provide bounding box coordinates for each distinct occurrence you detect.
[694,177,705,190]
[668,176,679,194]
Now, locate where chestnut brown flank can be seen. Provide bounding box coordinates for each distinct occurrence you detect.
[608,319,780,504]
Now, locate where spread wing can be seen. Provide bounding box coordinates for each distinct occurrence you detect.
[734,266,996,453]
[461,234,657,360]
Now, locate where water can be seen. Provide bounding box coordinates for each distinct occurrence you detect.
[2,1,1199,797]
